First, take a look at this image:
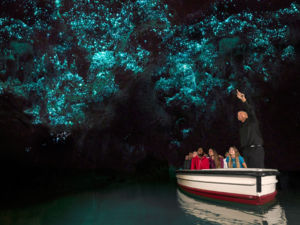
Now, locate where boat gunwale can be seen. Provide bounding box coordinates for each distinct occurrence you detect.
[177,177,256,186]
[176,169,279,177]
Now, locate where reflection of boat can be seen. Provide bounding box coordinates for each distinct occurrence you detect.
[176,168,279,205]
[177,189,287,225]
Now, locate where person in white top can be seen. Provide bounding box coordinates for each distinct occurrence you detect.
[223,152,229,168]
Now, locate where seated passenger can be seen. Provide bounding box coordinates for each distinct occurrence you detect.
[223,152,229,168]
[183,155,188,169]
[188,152,193,168]
[208,148,224,169]
[190,151,200,170]
[226,146,247,168]
[183,154,192,169]
[197,147,209,169]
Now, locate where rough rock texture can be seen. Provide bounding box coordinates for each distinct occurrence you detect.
[0,0,299,171]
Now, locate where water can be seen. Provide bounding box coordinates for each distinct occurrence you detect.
[0,182,298,225]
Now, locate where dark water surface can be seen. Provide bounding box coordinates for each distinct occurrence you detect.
[0,182,299,225]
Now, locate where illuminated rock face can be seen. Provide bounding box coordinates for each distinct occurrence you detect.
[0,0,299,168]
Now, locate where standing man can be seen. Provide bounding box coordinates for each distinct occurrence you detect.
[236,89,265,168]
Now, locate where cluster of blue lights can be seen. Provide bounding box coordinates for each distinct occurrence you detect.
[0,0,298,135]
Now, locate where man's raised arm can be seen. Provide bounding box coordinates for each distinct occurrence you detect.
[236,89,257,120]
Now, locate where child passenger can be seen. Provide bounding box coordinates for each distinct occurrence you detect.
[226,146,247,168]
[208,148,224,168]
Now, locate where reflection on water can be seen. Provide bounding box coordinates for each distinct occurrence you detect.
[0,183,295,225]
[0,184,188,225]
[177,189,287,225]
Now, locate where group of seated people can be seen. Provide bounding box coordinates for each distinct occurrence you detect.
[183,146,247,169]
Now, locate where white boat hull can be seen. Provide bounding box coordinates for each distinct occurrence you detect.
[176,168,279,205]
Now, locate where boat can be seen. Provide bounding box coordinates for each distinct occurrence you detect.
[177,189,287,224]
[176,168,279,205]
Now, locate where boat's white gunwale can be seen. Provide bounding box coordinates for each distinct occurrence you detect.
[179,168,278,172]
[177,177,255,186]
[176,168,279,177]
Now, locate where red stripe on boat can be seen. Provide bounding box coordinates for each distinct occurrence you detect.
[178,184,277,205]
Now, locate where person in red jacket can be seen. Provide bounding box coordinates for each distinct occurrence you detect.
[190,151,200,170]
[197,147,209,169]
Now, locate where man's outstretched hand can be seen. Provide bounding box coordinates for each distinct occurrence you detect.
[236,89,246,102]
